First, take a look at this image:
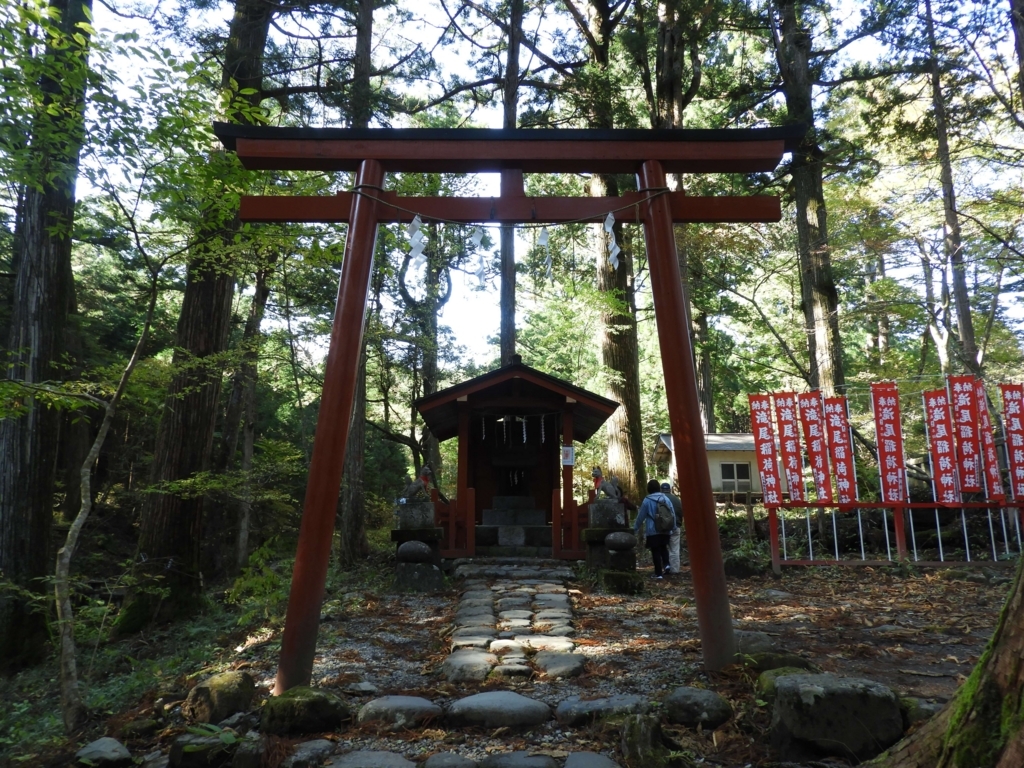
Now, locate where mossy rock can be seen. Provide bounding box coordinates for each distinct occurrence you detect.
[722,550,769,578]
[743,652,817,673]
[183,671,256,724]
[755,667,807,701]
[598,569,646,595]
[260,686,350,735]
[120,718,160,739]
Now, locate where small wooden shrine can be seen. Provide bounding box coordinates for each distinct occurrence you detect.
[415,355,618,558]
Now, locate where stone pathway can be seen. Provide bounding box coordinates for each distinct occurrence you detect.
[443,559,586,684]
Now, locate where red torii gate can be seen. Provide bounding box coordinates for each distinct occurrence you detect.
[214,122,803,693]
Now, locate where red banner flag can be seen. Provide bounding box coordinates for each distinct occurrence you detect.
[923,388,959,504]
[797,392,833,502]
[824,396,857,503]
[1000,383,1024,500]
[773,392,805,503]
[871,383,907,504]
[749,394,783,505]
[975,380,1004,500]
[948,375,982,493]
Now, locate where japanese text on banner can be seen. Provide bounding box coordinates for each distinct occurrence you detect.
[797,392,833,503]
[975,380,1004,500]
[1000,384,1024,500]
[824,396,857,503]
[773,393,805,503]
[871,383,907,504]
[948,375,982,493]
[923,389,959,504]
[749,394,783,505]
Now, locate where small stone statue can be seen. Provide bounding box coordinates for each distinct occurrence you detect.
[401,475,427,502]
[597,475,623,500]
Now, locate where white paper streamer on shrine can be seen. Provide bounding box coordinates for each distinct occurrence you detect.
[538,227,552,281]
[470,226,487,287]
[408,215,426,272]
[604,211,620,270]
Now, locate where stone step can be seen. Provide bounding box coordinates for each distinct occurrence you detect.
[475,545,554,558]
[482,508,547,526]
[476,524,552,547]
[491,495,537,510]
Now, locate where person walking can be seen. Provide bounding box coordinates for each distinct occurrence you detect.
[661,482,683,575]
[634,479,675,579]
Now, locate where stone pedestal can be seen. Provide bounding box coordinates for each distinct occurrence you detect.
[394,562,446,593]
[582,528,616,570]
[390,525,443,568]
[607,549,637,571]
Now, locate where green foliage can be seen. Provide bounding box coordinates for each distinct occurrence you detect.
[226,538,293,627]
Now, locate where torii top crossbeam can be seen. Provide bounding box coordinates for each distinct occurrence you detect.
[213,122,803,695]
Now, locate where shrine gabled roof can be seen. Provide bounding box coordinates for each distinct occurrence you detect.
[415,360,619,443]
[212,123,806,174]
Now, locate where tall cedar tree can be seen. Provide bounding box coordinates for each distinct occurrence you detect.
[116,0,270,631]
[567,0,647,500]
[337,0,375,567]
[0,0,93,671]
[770,0,846,397]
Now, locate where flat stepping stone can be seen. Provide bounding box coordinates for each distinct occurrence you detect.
[540,625,574,637]
[443,650,497,682]
[424,754,477,768]
[490,639,526,655]
[357,696,442,730]
[458,610,497,622]
[565,753,622,768]
[533,651,586,678]
[325,752,416,767]
[455,617,496,629]
[447,691,551,728]
[460,598,495,609]
[499,610,534,620]
[517,635,574,652]
[555,695,650,726]
[479,752,558,768]
[490,664,534,679]
[453,626,497,638]
[500,619,532,630]
[452,635,495,650]
[496,598,532,610]
[533,609,572,621]
[461,591,494,600]
[532,594,570,606]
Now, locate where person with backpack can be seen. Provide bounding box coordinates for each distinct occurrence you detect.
[661,482,683,575]
[633,479,676,579]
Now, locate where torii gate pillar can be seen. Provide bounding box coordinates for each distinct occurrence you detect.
[274,159,383,693]
[640,160,735,669]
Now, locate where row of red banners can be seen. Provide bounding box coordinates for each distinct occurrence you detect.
[749,378,1024,506]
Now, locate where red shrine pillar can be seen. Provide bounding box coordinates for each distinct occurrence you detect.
[275,159,384,694]
[639,159,736,671]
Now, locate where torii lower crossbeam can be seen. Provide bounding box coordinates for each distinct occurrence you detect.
[213,123,805,695]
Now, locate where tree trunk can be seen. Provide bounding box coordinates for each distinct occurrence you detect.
[117,0,271,632]
[0,0,92,672]
[235,368,257,570]
[499,0,523,366]
[1010,0,1024,106]
[773,0,845,396]
[338,0,374,567]
[874,560,1024,767]
[591,177,647,500]
[924,0,977,372]
[693,310,715,433]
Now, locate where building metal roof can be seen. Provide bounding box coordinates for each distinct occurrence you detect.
[415,359,618,443]
[654,432,756,459]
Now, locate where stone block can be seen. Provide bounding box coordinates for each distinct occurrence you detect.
[498,526,527,546]
[393,502,435,529]
[606,549,636,572]
[394,562,445,593]
[598,570,645,595]
[589,500,627,528]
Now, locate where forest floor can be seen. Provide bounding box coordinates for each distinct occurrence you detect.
[0,541,1014,767]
